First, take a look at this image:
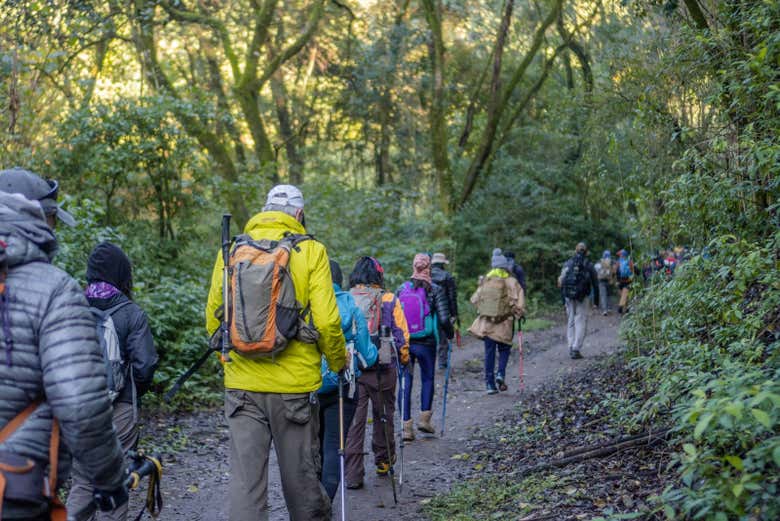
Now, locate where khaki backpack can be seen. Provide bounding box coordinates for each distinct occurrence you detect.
[228,233,319,358]
[476,277,512,320]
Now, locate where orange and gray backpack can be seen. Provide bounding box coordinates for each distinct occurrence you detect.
[227,233,319,358]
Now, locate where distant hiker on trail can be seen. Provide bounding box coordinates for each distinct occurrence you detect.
[344,256,409,489]
[205,185,346,521]
[0,168,127,521]
[318,260,378,500]
[558,242,599,359]
[594,250,613,316]
[663,250,678,279]
[397,254,453,439]
[503,251,527,294]
[431,252,458,370]
[468,249,526,394]
[67,242,159,521]
[616,249,636,314]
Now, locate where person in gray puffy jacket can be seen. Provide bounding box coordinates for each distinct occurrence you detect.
[0,168,126,521]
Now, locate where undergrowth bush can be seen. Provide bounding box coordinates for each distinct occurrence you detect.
[621,233,779,520]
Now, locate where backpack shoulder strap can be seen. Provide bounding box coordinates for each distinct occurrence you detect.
[105,300,133,317]
[281,233,316,252]
[0,399,42,443]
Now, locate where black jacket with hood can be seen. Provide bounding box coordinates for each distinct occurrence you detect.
[86,242,158,406]
[431,264,459,321]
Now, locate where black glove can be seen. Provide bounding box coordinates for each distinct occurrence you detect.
[93,486,129,512]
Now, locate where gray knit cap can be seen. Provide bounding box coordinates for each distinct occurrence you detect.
[491,248,511,270]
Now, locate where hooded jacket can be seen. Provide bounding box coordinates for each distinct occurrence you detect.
[0,193,125,515]
[88,293,158,404]
[86,243,158,405]
[431,264,459,321]
[205,211,346,393]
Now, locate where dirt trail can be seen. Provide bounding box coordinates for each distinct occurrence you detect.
[133,310,622,520]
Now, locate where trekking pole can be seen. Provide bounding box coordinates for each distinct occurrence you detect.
[220,214,232,363]
[374,361,398,504]
[398,364,405,492]
[338,372,348,521]
[517,318,525,393]
[440,340,453,437]
[164,341,218,402]
[384,325,405,492]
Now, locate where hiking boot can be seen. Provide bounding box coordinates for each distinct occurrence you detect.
[570,349,583,360]
[418,410,435,434]
[346,480,363,489]
[375,462,391,476]
[403,420,415,441]
[486,383,498,395]
[495,374,508,392]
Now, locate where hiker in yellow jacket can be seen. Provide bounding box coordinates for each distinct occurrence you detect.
[205,185,346,521]
[469,249,525,394]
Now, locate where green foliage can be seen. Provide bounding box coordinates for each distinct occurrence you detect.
[621,234,780,520]
[424,473,565,521]
[53,97,206,238]
[304,179,452,289]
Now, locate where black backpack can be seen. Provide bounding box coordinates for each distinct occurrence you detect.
[562,254,590,301]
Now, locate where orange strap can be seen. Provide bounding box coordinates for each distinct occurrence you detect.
[0,400,66,521]
[0,472,6,519]
[47,419,59,496]
[0,400,42,444]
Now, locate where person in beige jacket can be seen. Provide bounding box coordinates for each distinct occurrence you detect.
[468,249,525,394]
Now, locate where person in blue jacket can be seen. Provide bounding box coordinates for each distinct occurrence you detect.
[318,260,378,501]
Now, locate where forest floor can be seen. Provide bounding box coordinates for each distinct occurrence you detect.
[131,308,666,520]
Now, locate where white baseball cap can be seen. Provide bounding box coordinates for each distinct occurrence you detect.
[264,184,305,209]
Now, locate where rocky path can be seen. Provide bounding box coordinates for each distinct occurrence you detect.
[131,310,622,520]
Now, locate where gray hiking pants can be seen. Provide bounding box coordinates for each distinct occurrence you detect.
[224,389,330,521]
[67,401,137,521]
[598,280,610,313]
[565,298,590,352]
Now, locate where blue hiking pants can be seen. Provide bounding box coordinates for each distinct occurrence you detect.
[484,338,511,386]
[401,342,436,420]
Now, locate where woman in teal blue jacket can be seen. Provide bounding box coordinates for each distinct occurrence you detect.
[318,260,377,500]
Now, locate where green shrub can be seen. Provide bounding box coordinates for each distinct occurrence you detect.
[621,233,779,520]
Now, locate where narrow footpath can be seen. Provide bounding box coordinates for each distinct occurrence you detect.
[134,310,622,520]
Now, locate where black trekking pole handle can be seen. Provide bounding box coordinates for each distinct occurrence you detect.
[124,452,162,490]
[220,214,232,363]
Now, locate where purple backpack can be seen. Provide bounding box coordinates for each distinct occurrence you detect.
[398,282,436,339]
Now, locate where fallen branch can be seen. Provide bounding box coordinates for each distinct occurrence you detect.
[562,428,671,459]
[511,428,671,478]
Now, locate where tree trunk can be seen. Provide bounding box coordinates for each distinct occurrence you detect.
[270,67,304,184]
[421,0,453,214]
[131,0,249,225]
